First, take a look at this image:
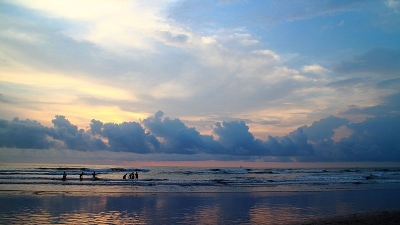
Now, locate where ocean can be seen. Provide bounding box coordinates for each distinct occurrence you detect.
[1,163,400,193]
[0,163,400,224]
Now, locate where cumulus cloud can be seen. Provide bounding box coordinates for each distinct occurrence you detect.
[51,115,107,151]
[265,128,314,157]
[214,121,266,155]
[0,118,54,149]
[142,110,223,154]
[93,121,159,153]
[1,111,400,162]
[334,115,400,161]
[302,116,350,142]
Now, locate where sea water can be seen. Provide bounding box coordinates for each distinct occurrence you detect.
[1,163,400,224]
[1,163,399,194]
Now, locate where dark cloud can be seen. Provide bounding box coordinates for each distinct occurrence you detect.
[0,118,54,149]
[51,115,106,151]
[101,122,159,153]
[211,121,314,157]
[214,121,266,155]
[0,116,106,151]
[142,111,223,154]
[334,115,400,161]
[302,116,349,142]
[1,111,400,161]
[52,115,78,135]
[90,119,103,135]
[334,48,400,76]
[90,119,160,153]
[265,128,314,156]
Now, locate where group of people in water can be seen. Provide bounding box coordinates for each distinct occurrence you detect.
[123,172,138,180]
[62,171,137,181]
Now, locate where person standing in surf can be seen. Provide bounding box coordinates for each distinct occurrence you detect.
[92,171,97,180]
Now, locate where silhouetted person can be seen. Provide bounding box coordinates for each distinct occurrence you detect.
[135,171,138,179]
[92,171,96,180]
[62,172,67,181]
[123,173,127,179]
[80,172,84,181]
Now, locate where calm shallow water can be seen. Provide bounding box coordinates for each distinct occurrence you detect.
[1,163,400,224]
[0,190,400,225]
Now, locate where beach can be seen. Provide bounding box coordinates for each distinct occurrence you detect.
[1,189,399,224]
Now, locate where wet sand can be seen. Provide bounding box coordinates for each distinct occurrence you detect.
[301,210,400,225]
[0,190,399,224]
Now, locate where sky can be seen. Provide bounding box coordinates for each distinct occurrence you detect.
[1,0,400,165]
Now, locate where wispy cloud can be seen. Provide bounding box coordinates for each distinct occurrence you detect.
[1,0,399,163]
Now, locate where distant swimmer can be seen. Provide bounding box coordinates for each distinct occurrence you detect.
[80,172,84,181]
[62,172,67,181]
[135,171,138,179]
[123,173,127,179]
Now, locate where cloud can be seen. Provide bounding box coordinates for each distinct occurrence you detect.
[302,116,349,142]
[325,78,366,88]
[1,0,349,133]
[142,110,223,154]
[214,121,266,155]
[334,115,400,161]
[157,31,190,45]
[0,94,11,104]
[341,92,400,116]
[376,78,400,89]
[385,0,400,13]
[1,111,400,161]
[0,118,54,149]
[301,64,329,75]
[6,0,172,53]
[264,128,314,157]
[93,120,159,153]
[334,48,400,76]
[51,115,107,151]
